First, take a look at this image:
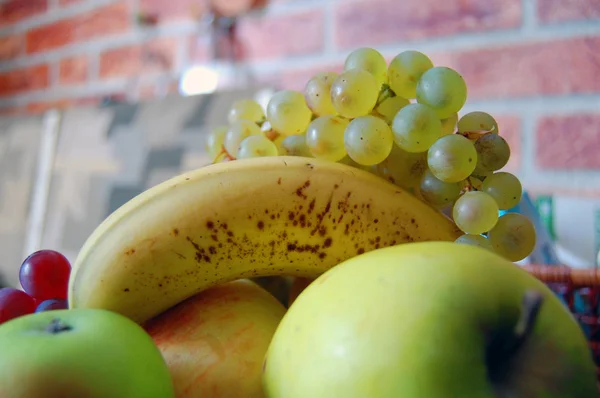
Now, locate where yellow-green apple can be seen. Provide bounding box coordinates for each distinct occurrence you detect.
[145,279,286,398]
[263,242,597,398]
[0,308,175,398]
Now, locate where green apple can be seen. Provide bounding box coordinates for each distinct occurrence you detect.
[0,308,175,398]
[263,242,597,398]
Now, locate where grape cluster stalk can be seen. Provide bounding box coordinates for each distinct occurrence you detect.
[205,47,536,263]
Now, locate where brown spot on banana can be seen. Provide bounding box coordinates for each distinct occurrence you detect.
[68,157,461,324]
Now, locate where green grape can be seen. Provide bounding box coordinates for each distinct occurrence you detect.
[420,170,463,208]
[373,96,410,124]
[482,172,522,210]
[474,133,510,173]
[452,191,499,234]
[416,67,467,119]
[330,69,379,118]
[224,120,263,156]
[440,113,458,136]
[454,234,494,251]
[228,99,265,124]
[206,125,227,158]
[375,144,427,193]
[457,111,498,134]
[237,135,278,159]
[344,115,394,166]
[391,103,441,153]
[387,50,433,99]
[280,135,312,157]
[427,134,477,182]
[305,115,349,162]
[304,72,338,116]
[344,47,387,87]
[488,213,536,262]
[267,90,312,136]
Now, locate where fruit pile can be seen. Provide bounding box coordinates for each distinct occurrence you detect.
[0,250,70,324]
[0,46,597,398]
[207,48,535,263]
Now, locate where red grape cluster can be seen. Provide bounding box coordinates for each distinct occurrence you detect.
[0,250,71,325]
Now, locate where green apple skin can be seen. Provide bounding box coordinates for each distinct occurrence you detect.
[263,242,597,398]
[0,308,175,398]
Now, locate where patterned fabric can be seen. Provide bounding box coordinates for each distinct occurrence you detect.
[0,116,44,287]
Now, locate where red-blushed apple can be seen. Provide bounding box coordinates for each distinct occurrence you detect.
[264,242,597,398]
[0,308,175,398]
[144,279,286,398]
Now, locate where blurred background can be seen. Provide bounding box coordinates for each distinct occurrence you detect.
[0,0,599,287]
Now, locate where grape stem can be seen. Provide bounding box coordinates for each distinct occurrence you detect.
[212,145,235,164]
[264,130,280,142]
[375,84,396,108]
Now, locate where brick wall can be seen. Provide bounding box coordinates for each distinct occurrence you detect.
[0,0,599,195]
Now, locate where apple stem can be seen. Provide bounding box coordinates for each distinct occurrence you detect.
[507,290,544,354]
[46,318,73,334]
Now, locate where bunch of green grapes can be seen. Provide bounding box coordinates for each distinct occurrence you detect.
[210,46,536,262]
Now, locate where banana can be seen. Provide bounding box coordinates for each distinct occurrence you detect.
[69,156,461,323]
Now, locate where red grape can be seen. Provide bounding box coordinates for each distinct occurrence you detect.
[35,299,69,313]
[0,288,36,324]
[19,250,71,301]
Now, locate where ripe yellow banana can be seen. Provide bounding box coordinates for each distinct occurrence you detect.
[69,156,461,323]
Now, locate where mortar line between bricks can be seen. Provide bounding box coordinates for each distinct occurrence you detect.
[0,71,182,106]
[0,0,120,36]
[245,23,600,75]
[322,0,336,54]
[244,0,329,17]
[3,20,600,74]
[520,113,538,183]
[463,95,600,115]
[49,61,60,88]
[88,49,100,82]
[0,24,199,72]
[521,0,539,32]
[49,0,61,12]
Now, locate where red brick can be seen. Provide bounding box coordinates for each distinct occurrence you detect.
[236,9,324,60]
[0,65,49,97]
[334,0,521,49]
[99,38,178,79]
[140,0,206,23]
[494,115,521,172]
[59,55,88,85]
[26,3,130,54]
[0,0,47,26]
[538,0,600,23]
[536,114,600,169]
[0,35,24,61]
[429,36,600,99]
